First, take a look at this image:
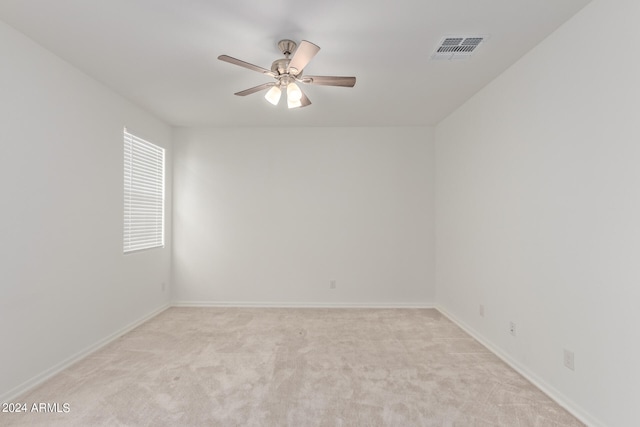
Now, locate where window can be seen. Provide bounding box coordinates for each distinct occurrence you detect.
[123,128,165,253]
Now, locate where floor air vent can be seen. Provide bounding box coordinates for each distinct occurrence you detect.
[431,36,485,60]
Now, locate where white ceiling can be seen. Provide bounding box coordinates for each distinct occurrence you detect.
[0,0,591,127]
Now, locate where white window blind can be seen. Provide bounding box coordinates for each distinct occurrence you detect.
[124,129,165,253]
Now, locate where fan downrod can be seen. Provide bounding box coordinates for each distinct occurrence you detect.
[271,40,299,76]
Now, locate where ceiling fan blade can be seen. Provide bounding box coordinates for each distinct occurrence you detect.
[218,55,274,76]
[287,40,320,75]
[299,91,312,108]
[234,82,275,96]
[303,75,356,87]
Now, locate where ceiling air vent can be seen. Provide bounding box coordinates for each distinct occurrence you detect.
[431,36,486,60]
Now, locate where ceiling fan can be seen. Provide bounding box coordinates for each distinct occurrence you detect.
[218,39,356,109]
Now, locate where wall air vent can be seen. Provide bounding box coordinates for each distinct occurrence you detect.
[431,36,486,60]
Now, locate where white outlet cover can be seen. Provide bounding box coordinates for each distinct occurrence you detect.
[564,349,575,371]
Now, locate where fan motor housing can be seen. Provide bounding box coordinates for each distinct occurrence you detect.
[271,58,290,75]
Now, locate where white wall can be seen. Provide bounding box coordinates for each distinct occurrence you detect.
[173,127,434,306]
[435,1,640,426]
[0,20,172,400]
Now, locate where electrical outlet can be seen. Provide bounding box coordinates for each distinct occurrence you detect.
[564,349,575,371]
[479,304,485,317]
[161,282,166,291]
[330,280,336,289]
[509,321,516,336]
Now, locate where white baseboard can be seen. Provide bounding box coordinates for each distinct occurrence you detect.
[435,305,603,427]
[172,300,435,309]
[0,303,170,403]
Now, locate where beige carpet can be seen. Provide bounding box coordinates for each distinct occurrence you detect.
[2,307,583,426]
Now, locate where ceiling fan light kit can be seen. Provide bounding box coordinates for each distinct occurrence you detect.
[264,85,282,105]
[287,82,302,101]
[218,39,356,109]
[287,97,301,109]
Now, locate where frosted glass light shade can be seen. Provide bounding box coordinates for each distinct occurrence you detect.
[287,97,302,109]
[264,86,281,105]
[287,83,302,102]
